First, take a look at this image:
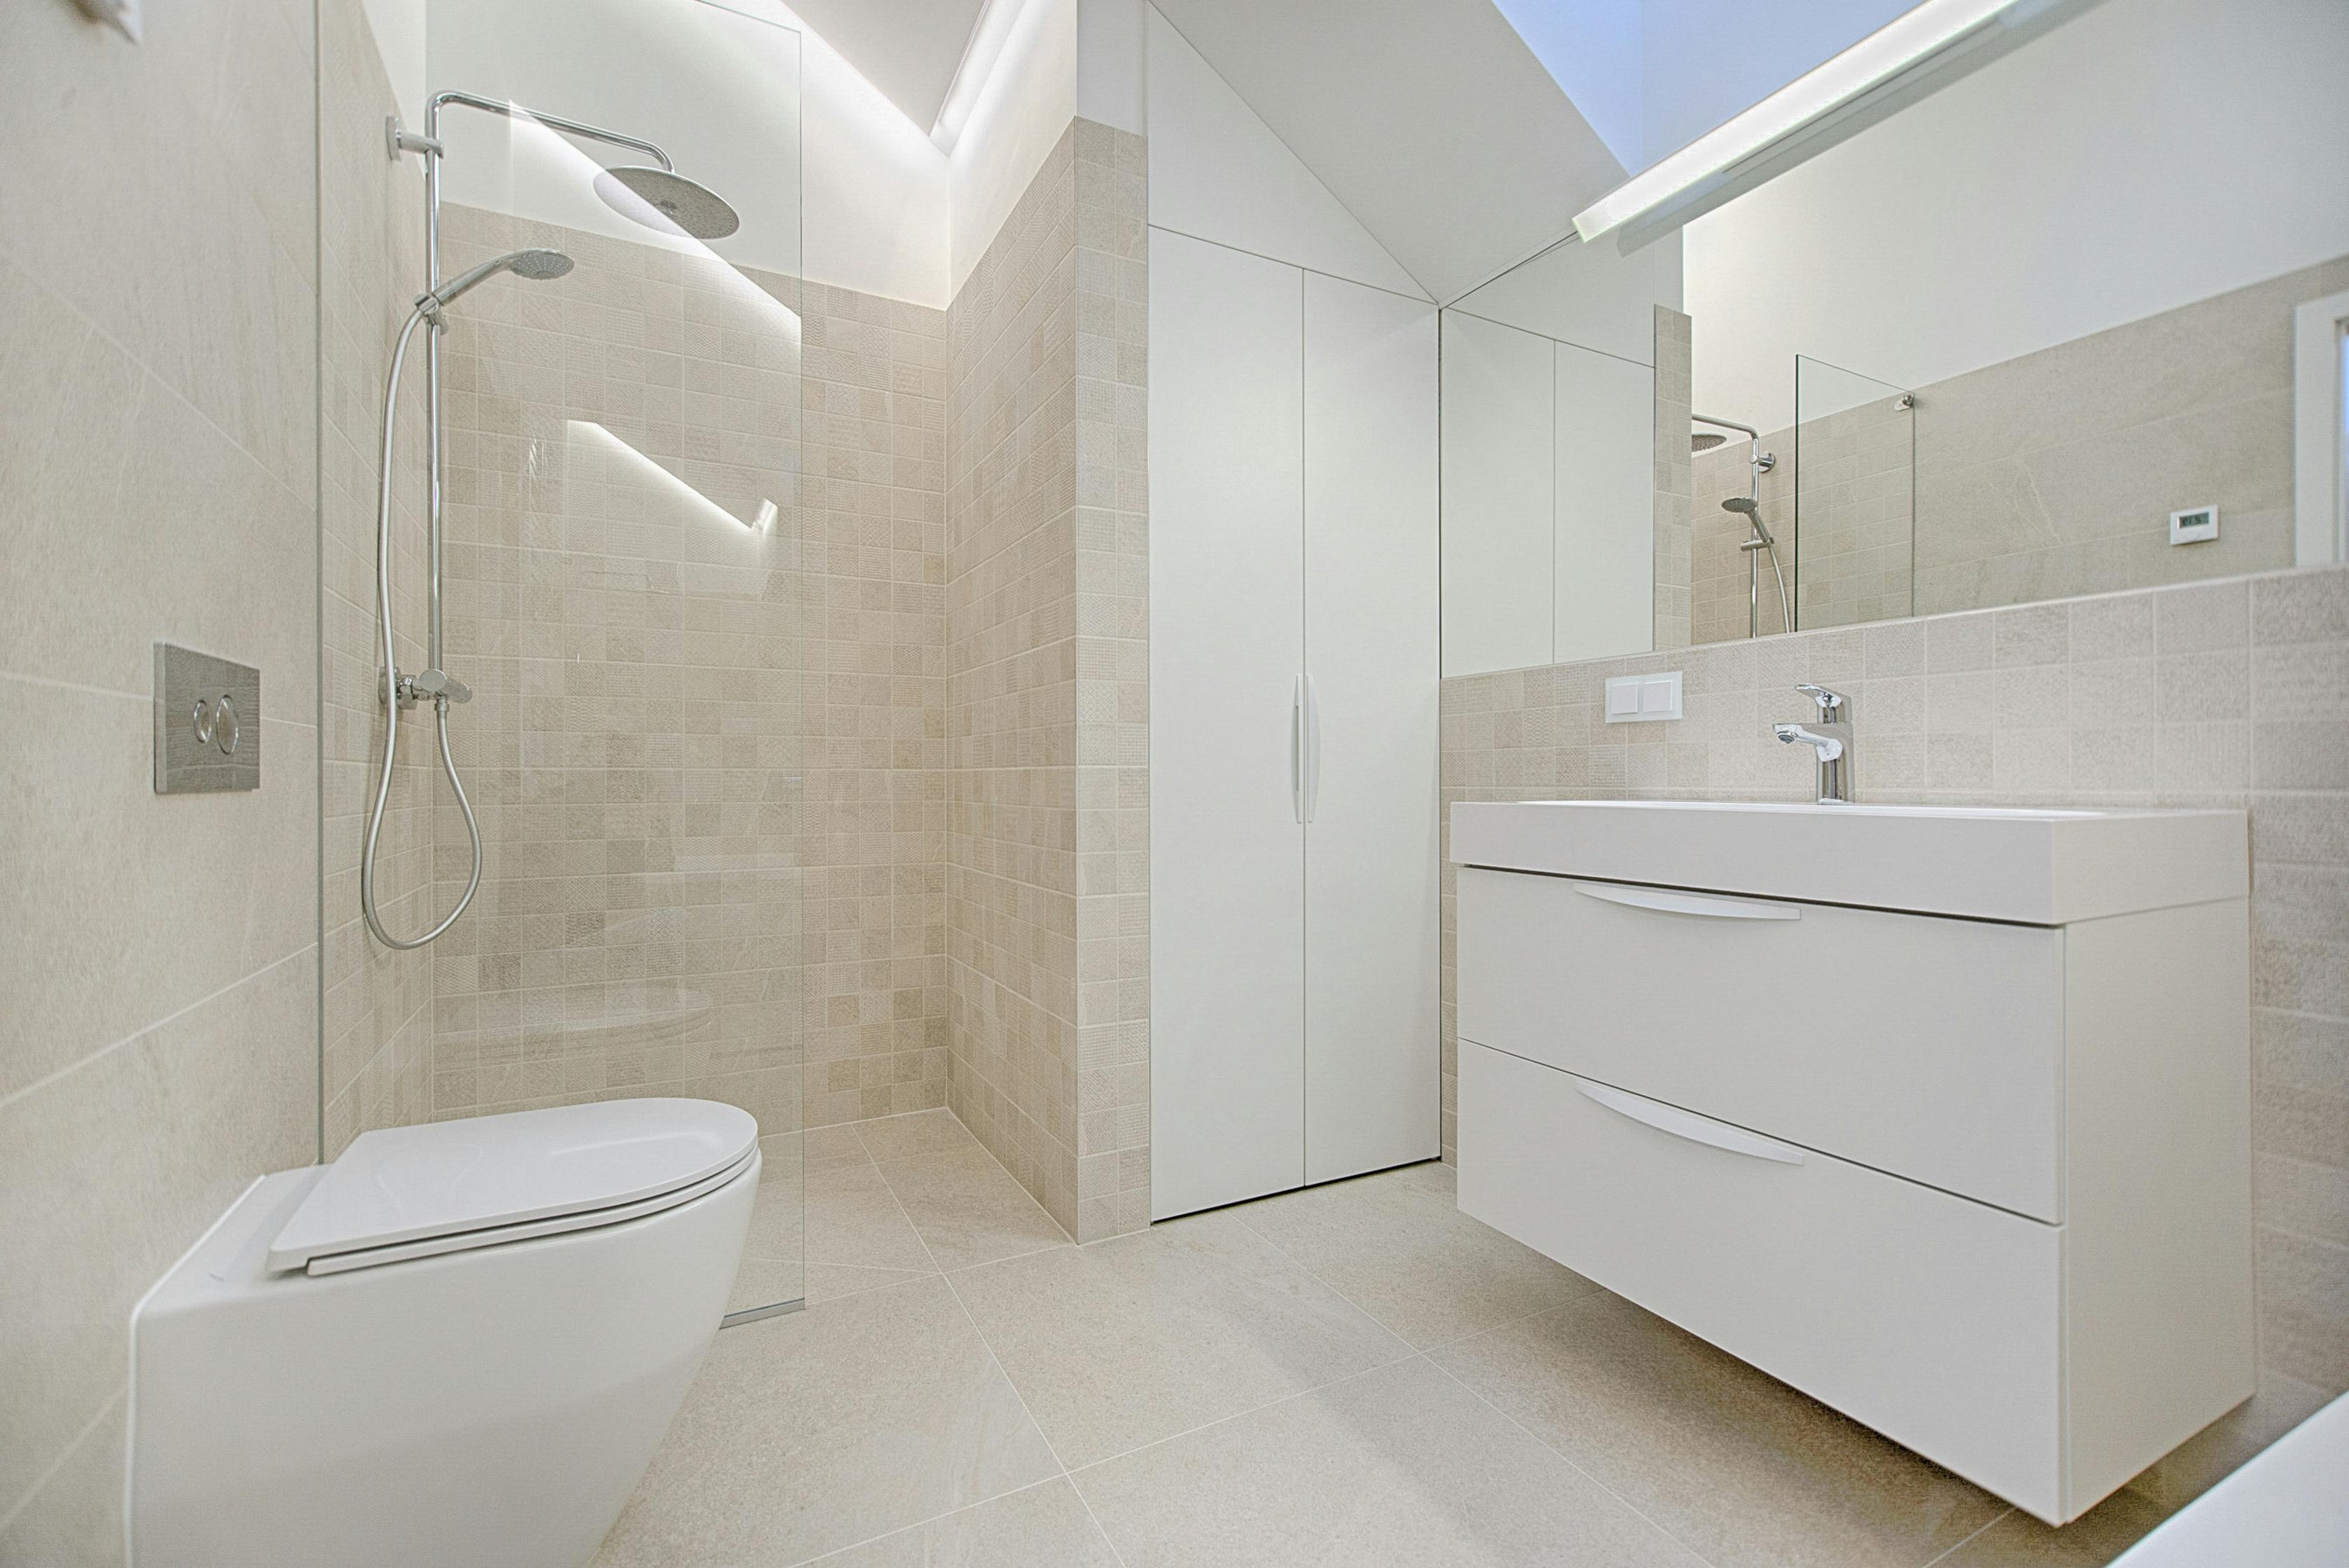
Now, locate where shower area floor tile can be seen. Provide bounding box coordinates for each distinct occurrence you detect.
[597,1110,2174,1568]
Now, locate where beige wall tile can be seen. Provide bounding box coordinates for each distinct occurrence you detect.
[0,949,317,1515]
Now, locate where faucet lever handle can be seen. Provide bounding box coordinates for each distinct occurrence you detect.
[1795,683,1847,718]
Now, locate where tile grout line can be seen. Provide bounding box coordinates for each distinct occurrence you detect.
[1914,1505,2014,1566]
[0,943,317,1115]
[1220,1199,1719,1564]
[779,1475,1077,1567]
[0,1385,124,1539]
[1413,1337,1727,1568]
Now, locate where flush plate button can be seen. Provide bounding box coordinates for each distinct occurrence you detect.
[154,644,260,794]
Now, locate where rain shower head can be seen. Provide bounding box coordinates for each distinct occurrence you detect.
[1691,431,1730,452]
[593,166,741,240]
[425,247,574,311]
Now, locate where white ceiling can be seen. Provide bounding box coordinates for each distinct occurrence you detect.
[1146,0,1629,302]
[779,0,988,129]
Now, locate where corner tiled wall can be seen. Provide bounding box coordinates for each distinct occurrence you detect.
[946,120,1149,1241]
[797,280,952,1128]
[0,0,322,1552]
[1439,564,2349,1504]
[318,0,432,1155]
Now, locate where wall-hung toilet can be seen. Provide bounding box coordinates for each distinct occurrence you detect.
[127,1098,761,1568]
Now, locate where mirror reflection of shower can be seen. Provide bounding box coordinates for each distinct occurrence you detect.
[1693,413,1791,640]
[359,91,740,950]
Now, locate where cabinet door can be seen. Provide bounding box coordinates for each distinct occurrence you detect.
[1552,341,1655,664]
[1148,229,1307,1219]
[1438,311,1554,676]
[1303,273,1441,1182]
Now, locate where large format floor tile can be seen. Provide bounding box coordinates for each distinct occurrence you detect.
[875,1145,1073,1272]
[805,1477,1120,1567]
[1073,1355,1707,1568]
[593,1277,1060,1568]
[1431,1290,2006,1568]
[950,1212,1414,1467]
[806,1162,938,1275]
[1933,1489,2169,1567]
[1235,1160,1599,1348]
[856,1107,982,1164]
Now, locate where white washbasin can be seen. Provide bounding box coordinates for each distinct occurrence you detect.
[1449,799,2246,923]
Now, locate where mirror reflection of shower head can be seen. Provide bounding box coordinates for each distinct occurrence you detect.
[1722,496,1760,516]
[425,247,574,311]
[1691,431,1729,452]
[593,166,741,240]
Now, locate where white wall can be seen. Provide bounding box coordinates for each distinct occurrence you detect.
[1143,3,1422,297]
[360,0,427,125]
[423,0,951,306]
[949,0,1078,296]
[1685,0,2349,431]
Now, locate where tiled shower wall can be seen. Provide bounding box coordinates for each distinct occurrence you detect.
[319,0,433,1155]
[1,0,322,1555]
[796,280,951,1129]
[945,120,1150,1241]
[1439,563,2349,1504]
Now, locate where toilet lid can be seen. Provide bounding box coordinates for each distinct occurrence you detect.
[267,1098,759,1274]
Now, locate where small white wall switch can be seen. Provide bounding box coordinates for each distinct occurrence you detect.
[1606,672,1683,723]
[2169,504,2219,545]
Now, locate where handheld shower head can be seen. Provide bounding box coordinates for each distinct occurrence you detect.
[1721,496,1760,516]
[423,247,573,313]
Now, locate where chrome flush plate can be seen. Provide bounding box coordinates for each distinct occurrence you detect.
[154,644,261,794]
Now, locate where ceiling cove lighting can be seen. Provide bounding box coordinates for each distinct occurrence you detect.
[931,0,1028,152]
[1572,0,2105,250]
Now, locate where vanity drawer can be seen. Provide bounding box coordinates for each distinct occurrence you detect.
[1457,867,2063,1220]
[1458,1042,2062,1521]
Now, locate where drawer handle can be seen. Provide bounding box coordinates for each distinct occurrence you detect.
[1572,882,1800,921]
[1574,1078,1807,1165]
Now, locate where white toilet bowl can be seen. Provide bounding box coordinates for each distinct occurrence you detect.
[127,1098,760,1568]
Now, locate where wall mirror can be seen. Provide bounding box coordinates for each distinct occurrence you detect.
[1440,0,2349,675]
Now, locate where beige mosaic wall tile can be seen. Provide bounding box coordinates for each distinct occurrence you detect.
[426,205,811,1138]
[946,121,1149,1241]
[1791,391,1917,632]
[1439,563,2349,1504]
[796,279,951,1130]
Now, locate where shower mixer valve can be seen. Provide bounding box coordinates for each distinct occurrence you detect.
[391,668,473,708]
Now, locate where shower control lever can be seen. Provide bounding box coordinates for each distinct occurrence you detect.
[395,669,473,706]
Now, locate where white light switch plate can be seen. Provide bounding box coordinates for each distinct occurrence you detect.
[1605,672,1682,723]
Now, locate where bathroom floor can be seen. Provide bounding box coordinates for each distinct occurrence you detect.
[594,1110,2170,1568]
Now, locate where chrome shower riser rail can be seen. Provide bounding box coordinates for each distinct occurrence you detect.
[360,303,483,950]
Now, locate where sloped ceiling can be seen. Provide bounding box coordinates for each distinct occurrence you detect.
[1147,0,1628,302]
[781,0,987,130]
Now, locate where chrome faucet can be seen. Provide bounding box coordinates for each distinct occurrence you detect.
[1774,684,1851,803]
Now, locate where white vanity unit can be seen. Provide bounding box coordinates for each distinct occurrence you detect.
[1451,800,2254,1525]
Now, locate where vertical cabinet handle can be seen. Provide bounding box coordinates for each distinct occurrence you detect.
[1291,675,1306,824]
[1303,673,1321,823]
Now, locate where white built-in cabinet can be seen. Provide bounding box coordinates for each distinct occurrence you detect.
[1147,226,1441,1220]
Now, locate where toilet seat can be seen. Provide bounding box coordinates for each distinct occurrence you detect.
[267,1098,760,1276]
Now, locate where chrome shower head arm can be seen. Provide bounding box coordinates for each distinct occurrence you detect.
[425,89,675,172]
